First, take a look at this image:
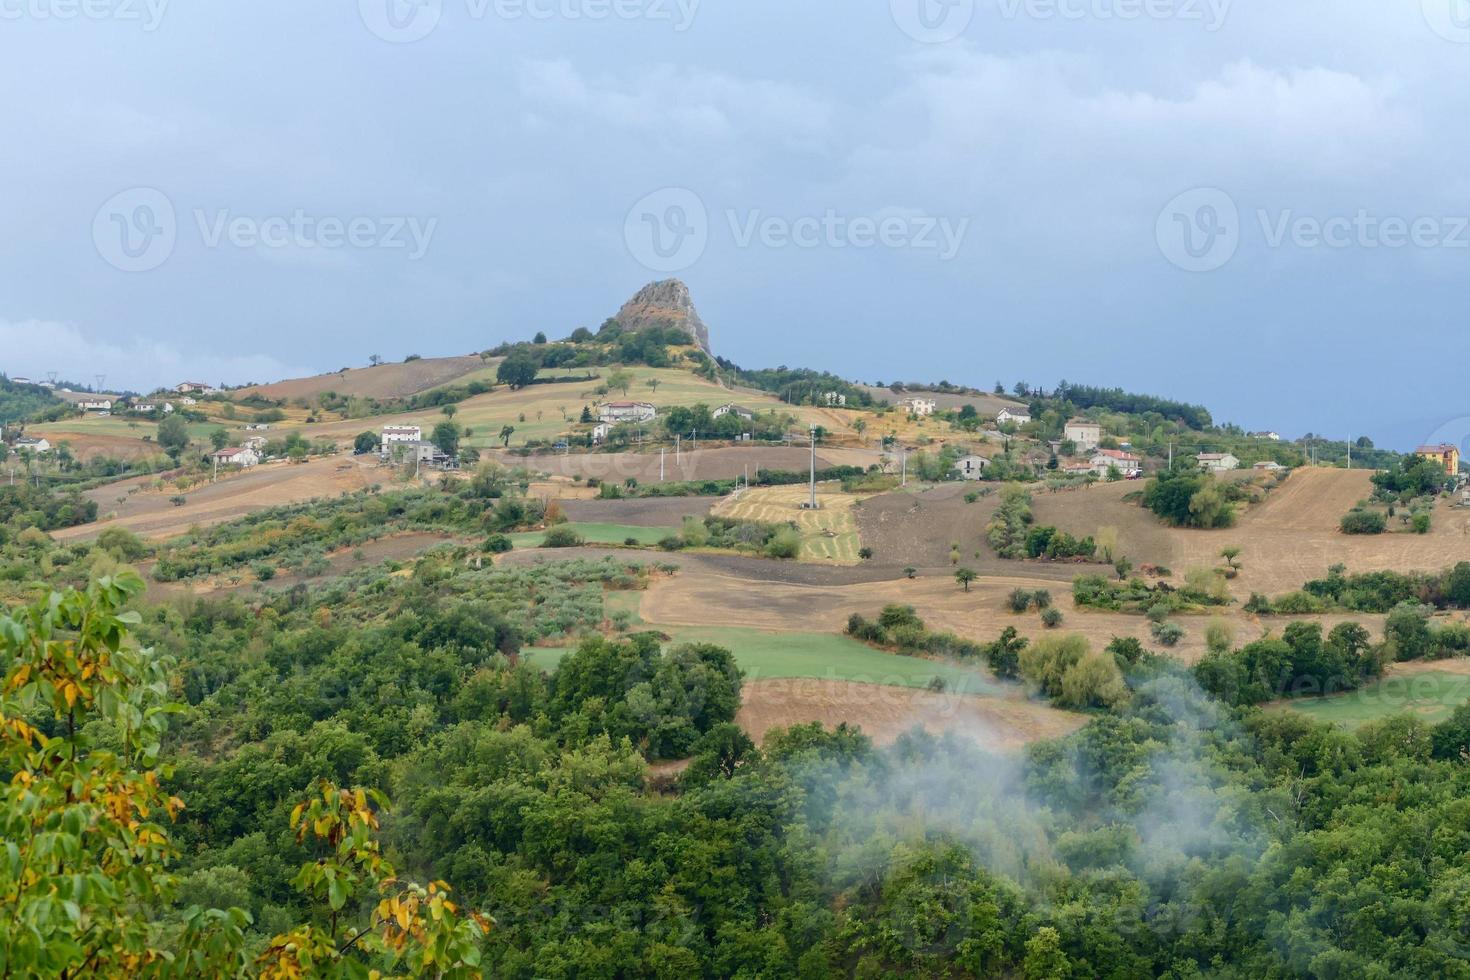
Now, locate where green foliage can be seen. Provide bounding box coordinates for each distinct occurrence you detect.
[496,349,540,389]
[986,485,1033,558]
[1142,469,1237,528]
[1340,508,1386,534]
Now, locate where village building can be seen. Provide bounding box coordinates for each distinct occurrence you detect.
[175,381,214,394]
[1090,448,1142,478]
[211,447,260,468]
[955,454,991,480]
[902,397,937,418]
[78,399,112,412]
[820,391,847,407]
[591,422,611,444]
[1253,461,1285,472]
[1416,443,1462,475]
[381,425,422,453]
[13,437,50,454]
[996,407,1031,426]
[1064,418,1102,452]
[1196,452,1241,473]
[599,401,657,424]
[713,404,755,421]
[1249,431,1282,441]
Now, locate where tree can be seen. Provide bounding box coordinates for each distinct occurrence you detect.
[210,427,231,451]
[499,425,515,448]
[1220,546,1241,571]
[533,330,548,344]
[157,413,191,460]
[497,350,540,389]
[1113,556,1134,581]
[369,353,382,366]
[647,378,661,394]
[955,567,977,592]
[606,368,632,395]
[354,430,379,454]
[431,421,461,456]
[1023,927,1071,980]
[442,403,458,419]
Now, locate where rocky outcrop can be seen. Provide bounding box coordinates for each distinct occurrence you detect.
[612,279,711,353]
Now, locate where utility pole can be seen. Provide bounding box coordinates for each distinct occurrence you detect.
[901,447,908,487]
[660,448,666,482]
[808,424,818,510]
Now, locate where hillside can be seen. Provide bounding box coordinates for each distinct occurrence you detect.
[230,354,492,403]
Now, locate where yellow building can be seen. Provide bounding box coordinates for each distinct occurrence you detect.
[1415,443,1461,476]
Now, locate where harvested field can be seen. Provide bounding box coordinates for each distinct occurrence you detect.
[560,496,716,527]
[505,446,884,484]
[232,355,491,402]
[738,679,1085,749]
[713,484,865,563]
[55,456,380,542]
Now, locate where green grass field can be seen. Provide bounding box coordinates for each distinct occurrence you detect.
[1278,670,1470,728]
[507,523,676,549]
[522,624,1002,696]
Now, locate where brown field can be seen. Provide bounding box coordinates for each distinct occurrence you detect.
[502,446,885,484]
[636,563,1387,666]
[232,355,491,403]
[559,496,716,526]
[28,430,157,459]
[738,679,1084,749]
[55,456,382,541]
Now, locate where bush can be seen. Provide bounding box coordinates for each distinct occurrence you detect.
[482,533,513,553]
[1031,589,1052,610]
[1008,588,1033,613]
[1340,509,1386,534]
[542,525,585,548]
[765,526,802,560]
[1272,591,1327,614]
[1151,621,1185,647]
[1412,513,1432,534]
[1041,607,1063,628]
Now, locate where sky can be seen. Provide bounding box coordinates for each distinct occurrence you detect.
[2,0,1468,449]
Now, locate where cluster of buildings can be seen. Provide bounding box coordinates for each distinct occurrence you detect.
[377,425,457,469]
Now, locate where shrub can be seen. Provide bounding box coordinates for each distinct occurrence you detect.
[1412,512,1432,534]
[1340,509,1386,534]
[1272,591,1327,615]
[1031,589,1052,610]
[482,533,513,553]
[1041,607,1063,628]
[1008,588,1033,613]
[765,526,802,560]
[1151,621,1185,647]
[542,525,585,548]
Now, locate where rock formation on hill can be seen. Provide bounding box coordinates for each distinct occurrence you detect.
[612,279,712,353]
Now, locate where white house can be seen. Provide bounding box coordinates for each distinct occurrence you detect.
[599,401,657,424]
[243,436,267,450]
[13,437,50,454]
[591,422,611,444]
[11,377,32,386]
[78,399,112,412]
[211,447,260,468]
[180,397,197,406]
[955,454,991,480]
[821,391,847,407]
[244,423,271,431]
[161,402,175,414]
[1197,452,1241,473]
[1253,461,1285,472]
[1090,449,1142,478]
[133,402,157,413]
[713,404,755,421]
[903,398,937,418]
[1064,418,1102,452]
[175,381,214,395]
[996,407,1031,426]
[381,425,422,453]
[1249,431,1281,442]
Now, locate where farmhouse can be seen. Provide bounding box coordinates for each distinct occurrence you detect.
[1415,443,1461,475]
[175,381,214,394]
[996,407,1031,426]
[211,447,260,468]
[955,454,991,480]
[591,422,611,444]
[713,404,755,421]
[243,436,266,450]
[381,425,422,453]
[1090,449,1142,478]
[1061,461,1095,476]
[821,391,846,407]
[1064,418,1102,452]
[1249,431,1281,441]
[1196,452,1241,473]
[902,398,937,418]
[1253,461,1285,472]
[13,437,50,454]
[78,399,112,412]
[599,401,657,424]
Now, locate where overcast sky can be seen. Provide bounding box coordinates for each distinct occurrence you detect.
[2,0,1468,448]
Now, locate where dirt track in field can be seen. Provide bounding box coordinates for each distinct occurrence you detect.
[738,679,1085,749]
